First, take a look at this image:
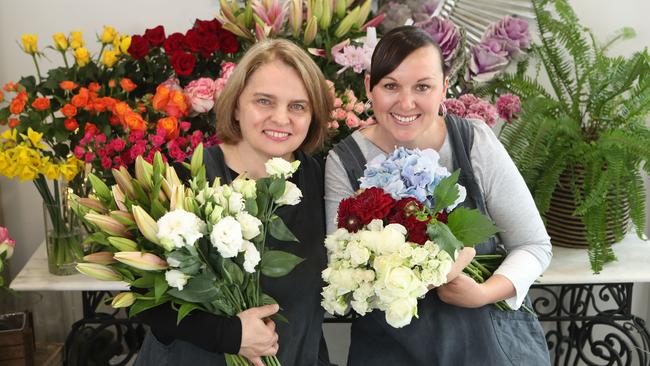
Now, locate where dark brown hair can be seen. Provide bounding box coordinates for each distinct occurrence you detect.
[369,26,446,91]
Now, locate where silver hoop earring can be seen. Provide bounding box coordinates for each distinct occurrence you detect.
[363,99,373,118]
[438,102,447,117]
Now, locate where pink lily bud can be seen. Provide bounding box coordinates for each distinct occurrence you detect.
[76,263,123,281]
[109,210,135,226]
[107,236,139,251]
[135,156,153,191]
[112,292,137,308]
[289,0,303,37]
[85,213,131,237]
[362,13,386,31]
[83,252,116,265]
[114,252,168,271]
[131,205,161,247]
[77,198,108,214]
[112,167,136,200]
[304,16,318,46]
[112,185,128,211]
[308,48,327,57]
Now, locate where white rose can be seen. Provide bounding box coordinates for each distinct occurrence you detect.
[347,242,370,266]
[275,181,302,206]
[385,297,418,328]
[358,230,381,252]
[210,216,243,258]
[398,244,413,259]
[236,212,262,240]
[265,158,300,177]
[228,192,245,214]
[382,266,422,299]
[242,241,261,273]
[351,299,371,316]
[321,285,349,315]
[165,269,190,291]
[328,268,358,294]
[375,224,407,255]
[232,177,257,199]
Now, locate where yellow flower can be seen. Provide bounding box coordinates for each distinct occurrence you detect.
[60,157,82,181]
[74,47,90,67]
[17,166,38,181]
[42,161,60,180]
[1,129,17,142]
[100,26,118,44]
[118,36,132,55]
[52,33,69,51]
[21,34,38,54]
[69,31,84,50]
[20,128,45,150]
[103,49,119,68]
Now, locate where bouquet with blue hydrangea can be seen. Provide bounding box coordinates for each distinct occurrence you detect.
[323,147,516,328]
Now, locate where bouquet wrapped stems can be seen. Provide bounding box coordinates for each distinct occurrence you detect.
[463,254,535,315]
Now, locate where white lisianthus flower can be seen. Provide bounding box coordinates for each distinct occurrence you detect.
[385,297,418,328]
[265,158,300,178]
[165,269,190,291]
[324,229,350,252]
[351,298,372,316]
[236,212,262,240]
[210,216,244,258]
[156,209,207,249]
[321,285,349,315]
[242,241,261,273]
[232,177,257,199]
[228,192,245,214]
[328,268,358,295]
[275,181,302,206]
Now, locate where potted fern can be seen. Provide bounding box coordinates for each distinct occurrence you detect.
[490,0,650,273]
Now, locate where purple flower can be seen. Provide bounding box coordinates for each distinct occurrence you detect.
[496,93,521,123]
[458,94,480,108]
[468,38,509,83]
[333,45,372,74]
[443,99,466,117]
[416,17,461,66]
[484,16,530,57]
[378,2,413,32]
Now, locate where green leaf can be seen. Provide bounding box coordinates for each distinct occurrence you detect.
[149,198,167,221]
[177,302,202,325]
[154,274,169,302]
[167,274,220,303]
[426,221,463,258]
[222,258,244,286]
[128,296,170,318]
[432,170,461,213]
[446,208,500,246]
[261,250,304,278]
[269,215,299,242]
[268,179,286,201]
[131,273,155,289]
[245,197,258,216]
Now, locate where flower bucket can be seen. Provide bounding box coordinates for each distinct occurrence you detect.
[43,201,84,276]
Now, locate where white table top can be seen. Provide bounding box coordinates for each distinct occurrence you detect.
[9,235,650,291]
[9,241,128,292]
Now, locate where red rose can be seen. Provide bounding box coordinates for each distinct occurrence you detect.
[218,30,239,54]
[185,29,219,56]
[144,25,166,47]
[128,35,150,60]
[164,33,186,54]
[184,28,202,53]
[170,51,196,76]
[195,19,222,33]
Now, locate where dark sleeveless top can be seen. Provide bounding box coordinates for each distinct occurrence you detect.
[136,146,327,366]
[331,115,550,366]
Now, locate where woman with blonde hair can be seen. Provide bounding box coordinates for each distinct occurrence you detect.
[137,38,332,366]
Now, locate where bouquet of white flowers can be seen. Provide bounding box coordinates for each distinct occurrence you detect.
[74,145,303,366]
[323,147,505,328]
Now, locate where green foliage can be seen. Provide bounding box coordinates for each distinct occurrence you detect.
[492,0,650,272]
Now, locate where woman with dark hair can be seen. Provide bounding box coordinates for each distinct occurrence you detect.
[324,26,551,365]
[136,38,332,366]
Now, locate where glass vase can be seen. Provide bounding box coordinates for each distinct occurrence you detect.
[43,201,84,276]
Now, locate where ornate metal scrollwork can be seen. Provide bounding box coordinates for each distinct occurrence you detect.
[64,291,145,366]
[530,283,650,366]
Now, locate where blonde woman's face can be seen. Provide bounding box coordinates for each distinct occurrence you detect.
[234,60,312,161]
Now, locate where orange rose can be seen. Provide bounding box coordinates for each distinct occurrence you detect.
[0,91,4,103]
[109,115,121,126]
[156,116,179,141]
[136,102,146,113]
[10,99,25,115]
[71,88,89,108]
[31,97,51,111]
[112,102,130,118]
[108,79,116,89]
[16,91,28,102]
[59,81,79,91]
[84,122,99,135]
[120,78,137,93]
[61,103,78,118]
[64,118,79,131]
[88,82,101,93]
[152,85,170,111]
[124,111,147,131]
[8,118,21,128]
[169,90,189,115]
[3,82,18,92]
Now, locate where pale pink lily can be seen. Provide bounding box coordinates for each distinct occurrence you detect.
[288,0,303,37]
[114,251,168,271]
[252,0,289,37]
[362,13,386,31]
[308,48,327,57]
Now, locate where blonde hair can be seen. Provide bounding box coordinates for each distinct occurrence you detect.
[215,39,332,154]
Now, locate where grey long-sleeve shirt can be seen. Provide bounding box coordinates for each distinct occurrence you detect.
[324,120,552,308]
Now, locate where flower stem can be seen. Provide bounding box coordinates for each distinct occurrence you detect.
[31,54,42,83]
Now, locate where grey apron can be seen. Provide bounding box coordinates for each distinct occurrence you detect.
[332,115,550,366]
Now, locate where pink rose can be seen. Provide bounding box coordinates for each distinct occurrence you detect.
[335,108,347,120]
[219,62,237,80]
[353,102,365,114]
[161,77,182,91]
[345,111,360,128]
[0,226,15,259]
[184,78,217,115]
[328,121,340,129]
[214,78,228,101]
[334,98,343,108]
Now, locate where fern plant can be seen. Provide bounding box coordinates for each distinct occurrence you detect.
[489,0,650,272]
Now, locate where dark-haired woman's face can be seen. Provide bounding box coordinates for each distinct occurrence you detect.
[365,46,447,146]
